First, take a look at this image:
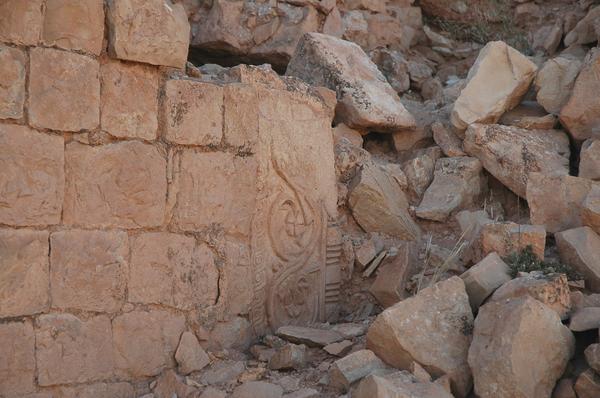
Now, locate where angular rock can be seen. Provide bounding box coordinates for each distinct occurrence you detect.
[0,0,43,45]
[332,123,364,147]
[201,387,227,398]
[331,323,368,339]
[276,326,344,348]
[286,33,415,132]
[329,349,388,391]
[585,344,600,372]
[460,252,512,311]
[0,45,26,119]
[556,227,600,292]
[366,277,474,397]
[370,48,410,94]
[0,125,64,226]
[560,48,600,140]
[349,161,421,240]
[29,47,100,131]
[553,378,577,398]
[232,382,283,398]
[490,273,571,320]
[569,307,600,331]
[415,157,485,221]
[324,340,353,357]
[535,55,583,115]
[353,371,454,398]
[564,6,600,46]
[583,185,600,234]
[464,124,570,198]
[42,0,105,55]
[432,121,466,157]
[153,369,198,398]
[451,41,538,132]
[402,147,443,202]
[455,210,493,264]
[481,222,546,260]
[574,369,600,398]
[175,332,210,375]
[0,321,35,396]
[50,230,128,313]
[107,0,190,68]
[269,344,306,370]
[354,235,384,270]
[223,84,259,149]
[369,242,416,308]
[580,139,600,181]
[100,60,159,140]
[469,297,575,398]
[208,317,253,351]
[199,360,245,386]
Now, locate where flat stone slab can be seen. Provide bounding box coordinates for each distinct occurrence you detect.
[276,326,344,347]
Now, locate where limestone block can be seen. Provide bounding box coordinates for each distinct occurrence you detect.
[0,45,26,119]
[268,343,306,370]
[580,139,600,181]
[129,232,218,310]
[369,242,416,308]
[52,382,135,398]
[224,83,259,148]
[64,141,167,228]
[535,55,582,115]
[42,0,105,55]
[481,222,546,260]
[328,349,388,391]
[175,331,210,375]
[276,326,344,348]
[50,230,128,313]
[556,227,600,292]
[29,48,100,131]
[164,79,223,145]
[112,310,186,378]
[231,381,283,398]
[0,229,49,318]
[354,371,454,398]
[460,252,511,311]
[0,125,64,226]
[36,314,114,386]
[0,321,35,396]
[100,60,159,140]
[0,0,43,45]
[107,0,190,68]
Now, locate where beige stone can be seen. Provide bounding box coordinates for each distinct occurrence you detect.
[369,242,416,308]
[42,0,104,55]
[455,210,493,264]
[564,6,600,46]
[324,340,353,357]
[451,41,538,132]
[286,33,415,132]
[276,326,344,348]
[29,48,100,131]
[164,79,223,145]
[64,141,166,228]
[469,296,575,398]
[101,60,159,140]
[328,349,388,391]
[269,344,306,370]
[464,124,570,198]
[332,124,364,147]
[535,56,583,115]
[574,369,600,398]
[36,314,114,386]
[0,124,64,226]
[223,84,259,149]
[432,121,465,157]
[366,277,473,397]
[208,317,253,351]
[221,239,253,316]
[201,387,228,398]
[569,307,600,331]
[50,230,128,313]
[585,343,600,373]
[402,147,443,203]
[354,235,384,269]
[0,0,43,45]
[354,371,454,398]
[583,185,600,234]
[580,139,600,181]
[175,331,210,375]
[231,381,283,398]
[553,379,577,398]
[130,232,218,309]
[0,45,26,119]
[481,222,546,260]
[112,310,186,378]
[54,382,135,398]
[107,0,190,68]
[460,252,512,311]
[0,321,35,396]
[556,227,600,292]
[0,229,49,318]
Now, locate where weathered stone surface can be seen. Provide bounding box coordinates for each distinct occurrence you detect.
[50,230,128,313]
[129,232,218,309]
[0,45,26,119]
[469,296,575,398]
[560,48,600,140]
[101,60,159,140]
[460,252,511,311]
[0,229,49,318]
[277,326,343,348]
[29,48,100,131]
[354,235,384,269]
[112,310,186,378]
[54,382,135,398]
[0,321,35,396]
[402,147,443,203]
[569,307,600,331]
[223,84,259,149]
[464,124,570,198]
[231,381,283,398]
[456,209,493,264]
[0,0,43,45]
[42,0,104,55]
[581,139,600,181]
[353,371,454,398]
[528,174,595,233]
[432,121,465,157]
[490,273,571,320]
[208,317,254,351]
[332,323,368,339]
[36,314,114,386]
[286,33,415,132]
[366,277,473,397]
[153,369,198,398]
[564,6,600,46]
[556,227,600,292]
[201,387,228,398]
[535,55,583,115]
[415,157,485,221]
[370,48,410,94]
[107,0,190,68]
[269,344,306,370]
[585,344,600,373]
[451,41,538,132]
[553,378,577,398]
[349,162,421,240]
[284,388,319,398]
[332,123,364,147]
[583,185,600,234]
[199,360,245,385]
[324,340,353,357]
[369,242,416,308]
[64,141,166,228]
[329,349,388,391]
[574,369,600,398]
[0,125,64,226]
[481,222,546,260]
[164,79,223,145]
[175,332,210,375]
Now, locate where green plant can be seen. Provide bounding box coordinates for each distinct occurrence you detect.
[505,246,581,280]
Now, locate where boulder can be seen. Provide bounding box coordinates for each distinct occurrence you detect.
[580,139,600,180]
[555,227,600,292]
[535,55,583,115]
[583,185,600,234]
[460,252,512,311]
[564,6,600,46]
[353,371,454,398]
[366,277,473,397]
[570,307,600,331]
[468,297,575,398]
[480,222,546,260]
[451,41,538,132]
[276,326,344,347]
[349,162,421,241]
[286,33,415,132]
[328,349,388,391]
[574,369,600,398]
[415,157,486,222]
[560,48,600,141]
[175,332,210,375]
[464,124,570,198]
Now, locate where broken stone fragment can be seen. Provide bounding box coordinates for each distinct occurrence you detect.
[199,360,245,386]
[353,371,454,398]
[455,210,493,264]
[286,33,415,132]
[276,326,344,348]
[583,185,600,234]
[468,296,575,398]
[324,340,353,357]
[574,369,600,398]
[460,252,512,311]
[580,139,600,181]
[175,332,210,375]
[354,235,384,270]
[153,369,198,398]
[564,6,600,47]
[555,227,600,292]
[332,123,365,147]
[431,121,465,157]
[569,307,600,331]
[369,242,416,308]
[481,222,546,260]
[402,146,443,203]
[231,381,284,398]
[331,323,368,339]
[328,349,388,391]
[269,344,307,370]
[535,55,583,115]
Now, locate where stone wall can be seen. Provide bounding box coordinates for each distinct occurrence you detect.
[0,1,339,396]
